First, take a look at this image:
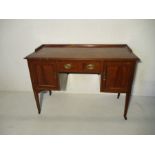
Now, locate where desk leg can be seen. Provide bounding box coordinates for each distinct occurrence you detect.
[117,93,120,99]
[124,92,131,120]
[33,90,41,114]
[49,90,52,96]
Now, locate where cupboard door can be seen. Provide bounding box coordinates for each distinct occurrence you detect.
[102,62,134,92]
[31,61,58,89]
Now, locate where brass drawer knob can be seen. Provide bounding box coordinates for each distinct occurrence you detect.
[64,63,72,69]
[86,64,95,70]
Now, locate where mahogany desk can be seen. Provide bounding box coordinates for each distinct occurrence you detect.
[25,44,140,120]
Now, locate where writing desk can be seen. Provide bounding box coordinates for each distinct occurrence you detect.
[25,44,140,120]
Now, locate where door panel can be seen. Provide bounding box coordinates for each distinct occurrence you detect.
[30,61,58,88]
[101,62,134,92]
[36,64,56,87]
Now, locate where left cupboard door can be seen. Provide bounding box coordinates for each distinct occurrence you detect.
[28,60,59,89]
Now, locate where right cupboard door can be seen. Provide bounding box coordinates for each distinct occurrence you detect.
[101,61,135,92]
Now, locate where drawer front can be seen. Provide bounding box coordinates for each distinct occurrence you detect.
[57,60,82,72]
[82,61,101,73]
[57,60,101,73]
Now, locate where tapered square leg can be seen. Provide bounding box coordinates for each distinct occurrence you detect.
[117,93,120,99]
[124,92,131,120]
[49,90,52,96]
[33,90,41,114]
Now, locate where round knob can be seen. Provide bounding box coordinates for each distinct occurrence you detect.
[64,63,72,69]
[86,64,95,70]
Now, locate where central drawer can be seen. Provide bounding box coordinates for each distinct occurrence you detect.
[82,61,101,73]
[57,60,81,72]
[57,60,101,73]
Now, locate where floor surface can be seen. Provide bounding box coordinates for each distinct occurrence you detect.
[0,91,155,134]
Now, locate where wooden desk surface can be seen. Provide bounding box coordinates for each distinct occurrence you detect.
[25,44,139,60]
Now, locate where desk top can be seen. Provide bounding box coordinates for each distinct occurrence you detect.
[25,44,139,61]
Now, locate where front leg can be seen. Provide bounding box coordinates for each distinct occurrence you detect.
[124,92,131,120]
[33,90,41,114]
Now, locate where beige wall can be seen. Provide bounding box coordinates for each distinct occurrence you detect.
[0,19,155,96]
